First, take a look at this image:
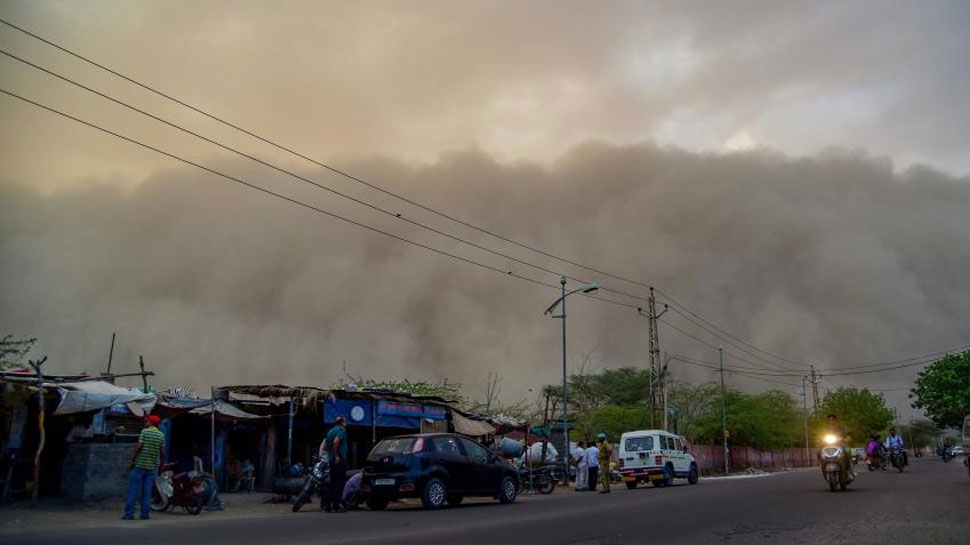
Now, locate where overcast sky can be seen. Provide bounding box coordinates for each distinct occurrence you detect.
[1,1,968,413]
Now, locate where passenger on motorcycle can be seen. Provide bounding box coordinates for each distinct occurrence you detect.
[866,434,886,467]
[885,428,908,466]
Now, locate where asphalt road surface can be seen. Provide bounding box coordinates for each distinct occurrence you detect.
[4,457,968,545]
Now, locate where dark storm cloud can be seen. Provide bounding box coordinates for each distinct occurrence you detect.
[2,144,968,409]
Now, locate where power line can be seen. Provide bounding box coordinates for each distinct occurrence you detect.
[668,356,798,388]
[0,86,645,314]
[0,15,818,366]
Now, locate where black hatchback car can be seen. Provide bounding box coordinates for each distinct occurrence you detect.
[361,433,518,510]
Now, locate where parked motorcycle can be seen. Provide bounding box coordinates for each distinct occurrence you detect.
[151,463,208,515]
[518,464,556,495]
[292,457,330,512]
[818,434,853,492]
[888,447,906,472]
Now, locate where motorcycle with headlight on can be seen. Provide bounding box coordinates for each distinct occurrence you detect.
[818,434,854,492]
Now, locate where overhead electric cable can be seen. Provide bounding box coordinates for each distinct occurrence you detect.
[0,86,644,313]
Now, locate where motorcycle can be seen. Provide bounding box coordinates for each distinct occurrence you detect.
[292,457,330,512]
[818,434,853,492]
[151,463,208,515]
[888,447,906,472]
[518,464,556,495]
[866,452,888,471]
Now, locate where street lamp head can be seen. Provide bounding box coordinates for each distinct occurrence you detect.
[581,283,600,294]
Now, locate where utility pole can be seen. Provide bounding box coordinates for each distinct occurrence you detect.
[810,365,820,413]
[719,347,729,474]
[642,288,667,429]
[802,376,810,464]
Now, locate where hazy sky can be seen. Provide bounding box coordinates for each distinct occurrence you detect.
[1,1,968,413]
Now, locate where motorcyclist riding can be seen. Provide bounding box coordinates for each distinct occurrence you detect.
[825,414,856,479]
[886,428,908,467]
[866,434,887,469]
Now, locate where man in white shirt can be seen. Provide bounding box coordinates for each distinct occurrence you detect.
[584,442,600,492]
[573,442,588,491]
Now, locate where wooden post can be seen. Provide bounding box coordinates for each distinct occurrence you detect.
[210,387,216,488]
[28,356,47,500]
[138,356,149,391]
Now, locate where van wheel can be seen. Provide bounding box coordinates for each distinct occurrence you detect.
[688,464,699,485]
[421,478,447,510]
[625,481,637,490]
[661,463,675,487]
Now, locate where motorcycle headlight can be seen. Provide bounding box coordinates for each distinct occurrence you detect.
[823,434,838,445]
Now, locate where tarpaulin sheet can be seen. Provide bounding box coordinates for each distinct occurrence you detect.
[375,400,447,429]
[451,411,495,437]
[189,400,265,419]
[54,381,157,415]
[323,398,373,425]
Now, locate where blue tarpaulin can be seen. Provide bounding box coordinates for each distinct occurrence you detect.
[323,398,374,426]
[374,400,447,429]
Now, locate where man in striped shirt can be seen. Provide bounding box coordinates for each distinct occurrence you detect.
[123,414,165,520]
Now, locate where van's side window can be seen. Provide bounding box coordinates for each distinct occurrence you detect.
[674,438,683,451]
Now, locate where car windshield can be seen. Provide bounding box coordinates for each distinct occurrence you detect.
[371,438,418,455]
[624,436,654,452]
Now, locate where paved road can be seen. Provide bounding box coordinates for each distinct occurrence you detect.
[4,457,968,545]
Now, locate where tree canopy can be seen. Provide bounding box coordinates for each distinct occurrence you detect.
[814,387,893,443]
[0,335,36,370]
[910,351,970,429]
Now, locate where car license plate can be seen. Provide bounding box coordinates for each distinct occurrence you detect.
[622,476,636,482]
[374,478,395,486]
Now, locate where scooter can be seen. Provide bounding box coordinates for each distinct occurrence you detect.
[292,457,330,512]
[151,463,208,515]
[818,434,853,492]
[866,452,888,471]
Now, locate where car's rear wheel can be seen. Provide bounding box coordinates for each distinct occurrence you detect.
[625,481,637,490]
[498,475,517,504]
[421,478,447,510]
[365,494,389,511]
[688,464,699,485]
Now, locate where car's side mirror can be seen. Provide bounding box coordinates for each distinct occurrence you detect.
[683,447,689,453]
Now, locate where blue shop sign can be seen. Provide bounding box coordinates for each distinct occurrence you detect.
[323,398,374,426]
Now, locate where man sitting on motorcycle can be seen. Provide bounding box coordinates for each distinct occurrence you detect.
[886,428,907,466]
[825,414,856,479]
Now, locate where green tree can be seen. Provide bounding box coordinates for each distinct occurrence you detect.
[910,351,970,428]
[692,390,802,450]
[668,381,721,442]
[814,387,893,443]
[570,405,651,442]
[0,335,36,370]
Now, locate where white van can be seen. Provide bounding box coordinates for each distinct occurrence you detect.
[618,429,699,489]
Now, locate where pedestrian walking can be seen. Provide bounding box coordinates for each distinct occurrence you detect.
[123,415,165,520]
[584,440,600,492]
[596,433,613,494]
[320,416,348,513]
[573,441,588,491]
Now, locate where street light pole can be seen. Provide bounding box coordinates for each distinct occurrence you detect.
[544,276,599,485]
[719,347,729,475]
[560,276,569,484]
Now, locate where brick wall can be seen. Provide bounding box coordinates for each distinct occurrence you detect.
[691,444,815,475]
[61,443,137,501]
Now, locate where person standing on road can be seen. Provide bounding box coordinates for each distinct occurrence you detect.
[321,416,348,513]
[596,433,613,494]
[123,415,165,520]
[584,440,600,492]
[573,441,588,491]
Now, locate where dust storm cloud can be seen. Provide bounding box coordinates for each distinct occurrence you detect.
[2,143,968,406]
